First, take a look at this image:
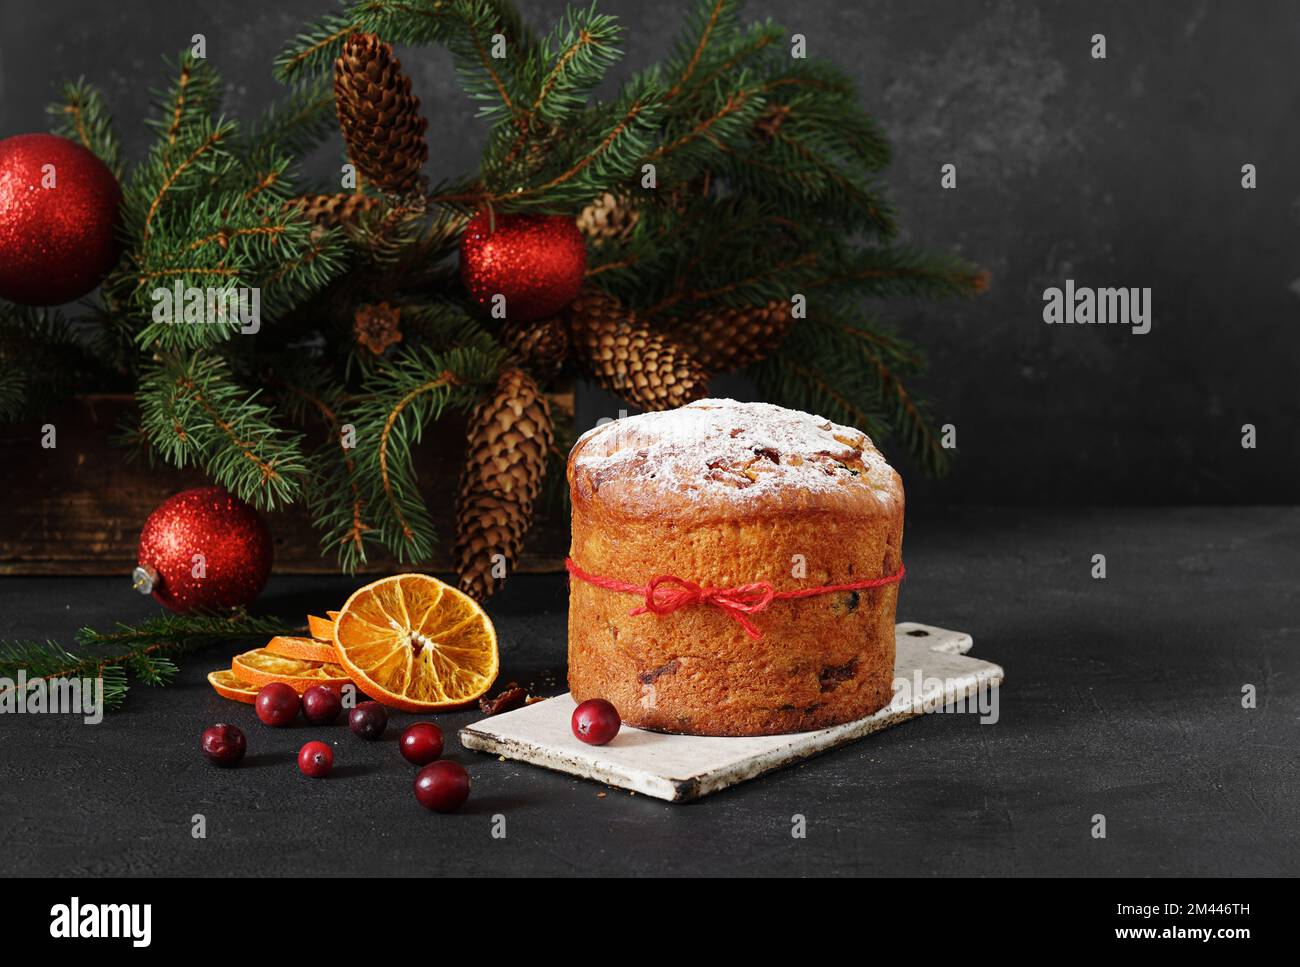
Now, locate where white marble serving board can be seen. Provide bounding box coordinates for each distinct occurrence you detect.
[459,623,1003,802]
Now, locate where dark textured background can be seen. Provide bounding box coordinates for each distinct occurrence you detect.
[4,509,1297,876]
[2,0,1298,505]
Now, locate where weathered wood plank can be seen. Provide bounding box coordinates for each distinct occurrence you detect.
[0,394,571,575]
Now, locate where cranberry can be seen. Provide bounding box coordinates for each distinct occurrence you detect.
[348,700,388,740]
[255,682,300,727]
[400,722,444,765]
[572,698,621,745]
[200,723,246,766]
[297,741,334,778]
[302,684,342,725]
[413,761,470,813]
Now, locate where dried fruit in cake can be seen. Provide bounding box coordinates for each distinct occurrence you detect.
[232,648,351,692]
[332,574,498,712]
[207,669,260,704]
[566,399,904,736]
[266,634,337,663]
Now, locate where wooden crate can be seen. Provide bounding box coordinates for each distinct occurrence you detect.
[0,394,570,575]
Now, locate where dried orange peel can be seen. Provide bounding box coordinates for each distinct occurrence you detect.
[266,634,337,663]
[231,648,351,692]
[332,574,499,712]
[207,668,260,704]
[306,614,336,642]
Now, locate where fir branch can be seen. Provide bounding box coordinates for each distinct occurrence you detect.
[815,245,989,300]
[0,613,294,711]
[0,368,24,422]
[526,5,623,125]
[46,78,122,177]
[488,77,662,207]
[274,0,461,83]
[751,306,950,474]
[854,335,949,476]
[138,352,309,508]
[346,343,504,561]
[766,127,894,236]
[126,119,233,243]
[663,0,741,102]
[690,22,782,94]
[276,362,375,573]
[275,11,360,83]
[646,84,762,166]
[242,78,338,162]
[146,51,223,148]
[0,304,100,419]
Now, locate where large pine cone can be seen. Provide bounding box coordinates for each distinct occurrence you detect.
[668,300,792,372]
[576,192,639,246]
[501,317,569,380]
[289,193,380,231]
[333,33,428,193]
[566,290,710,412]
[454,368,554,601]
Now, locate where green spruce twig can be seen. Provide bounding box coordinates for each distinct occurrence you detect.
[0,612,296,710]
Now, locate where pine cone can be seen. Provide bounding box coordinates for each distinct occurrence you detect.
[668,301,792,372]
[501,317,569,380]
[576,192,639,246]
[289,193,380,231]
[354,302,403,355]
[566,290,710,412]
[455,368,554,601]
[333,33,428,193]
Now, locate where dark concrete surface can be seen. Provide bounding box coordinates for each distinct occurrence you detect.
[2,1,1299,503]
[1,507,1296,876]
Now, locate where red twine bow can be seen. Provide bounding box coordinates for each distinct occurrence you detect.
[565,558,905,640]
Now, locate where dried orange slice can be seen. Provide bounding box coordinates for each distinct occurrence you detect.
[231,648,351,692]
[306,614,335,642]
[266,634,336,663]
[207,669,260,704]
[333,574,498,712]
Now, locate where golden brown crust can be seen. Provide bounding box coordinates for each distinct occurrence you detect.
[567,400,904,736]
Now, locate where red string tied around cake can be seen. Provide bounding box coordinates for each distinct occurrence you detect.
[565,558,905,640]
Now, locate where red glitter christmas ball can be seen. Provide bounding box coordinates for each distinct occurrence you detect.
[0,133,122,306]
[459,210,586,322]
[133,487,273,614]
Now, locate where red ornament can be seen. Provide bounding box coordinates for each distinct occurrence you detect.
[460,210,586,322]
[0,133,122,306]
[133,487,273,614]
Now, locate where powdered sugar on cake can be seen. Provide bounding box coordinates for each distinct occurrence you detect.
[571,399,897,504]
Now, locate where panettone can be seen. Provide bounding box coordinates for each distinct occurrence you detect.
[566,399,905,736]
